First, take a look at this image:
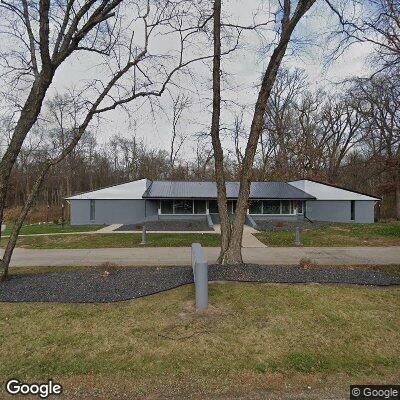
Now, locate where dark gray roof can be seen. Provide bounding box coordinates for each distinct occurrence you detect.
[143,181,314,200]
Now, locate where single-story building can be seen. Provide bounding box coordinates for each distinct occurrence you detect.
[66,178,379,226]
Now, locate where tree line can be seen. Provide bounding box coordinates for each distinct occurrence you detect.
[4,66,398,221]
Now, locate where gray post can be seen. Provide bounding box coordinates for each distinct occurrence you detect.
[295,226,301,246]
[191,243,208,310]
[141,226,147,245]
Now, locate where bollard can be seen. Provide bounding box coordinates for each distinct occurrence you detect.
[141,226,147,245]
[294,226,301,246]
[191,243,208,310]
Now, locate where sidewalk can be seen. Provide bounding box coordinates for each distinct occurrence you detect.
[212,224,267,248]
[5,246,400,268]
[1,224,218,238]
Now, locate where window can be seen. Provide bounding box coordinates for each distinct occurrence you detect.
[263,200,281,214]
[281,201,291,214]
[160,199,208,215]
[194,200,206,214]
[249,200,262,214]
[209,200,219,214]
[351,200,355,221]
[161,200,173,214]
[293,201,304,214]
[249,200,298,215]
[228,200,237,214]
[174,200,193,214]
[90,200,95,221]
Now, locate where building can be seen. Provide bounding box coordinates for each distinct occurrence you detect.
[66,178,379,226]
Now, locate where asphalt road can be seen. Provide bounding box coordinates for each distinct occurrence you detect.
[3,246,400,267]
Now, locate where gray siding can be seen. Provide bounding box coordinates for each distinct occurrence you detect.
[70,199,158,225]
[305,200,375,223]
[70,198,376,225]
[354,200,375,223]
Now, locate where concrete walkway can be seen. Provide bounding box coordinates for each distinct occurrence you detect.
[1,225,217,238]
[95,224,123,233]
[212,224,267,248]
[5,246,400,268]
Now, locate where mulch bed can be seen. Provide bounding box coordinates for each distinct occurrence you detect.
[1,265,399,303]
[116,219,213,232]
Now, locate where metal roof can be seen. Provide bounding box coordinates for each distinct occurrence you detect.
[66,179,149,200]
[288,180,380,201]
[143,181,314,200]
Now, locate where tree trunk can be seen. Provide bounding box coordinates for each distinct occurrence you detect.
[0,69,53,242]
[0,165,49,281]
[210,0,232,262]
[219,0,316,264]
[396,179,400,220]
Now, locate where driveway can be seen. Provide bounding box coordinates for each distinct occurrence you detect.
[5,246,400,267]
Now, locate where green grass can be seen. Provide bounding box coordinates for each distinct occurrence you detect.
[1,233,221,249]
[0,283,399,398]
[255,222,400,247]
[2,223,103,236]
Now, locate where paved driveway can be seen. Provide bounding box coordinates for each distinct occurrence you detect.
[4,246,400,267]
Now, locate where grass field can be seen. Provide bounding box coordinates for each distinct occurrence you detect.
[0,233,221,249]
[2,223,103,236]
[0,283,399,399]
[255,222,400,247]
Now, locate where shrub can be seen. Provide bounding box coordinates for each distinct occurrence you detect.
[299,257,318,269]
[96,262,120,277]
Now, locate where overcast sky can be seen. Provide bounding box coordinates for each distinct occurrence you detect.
[50,0,374,157]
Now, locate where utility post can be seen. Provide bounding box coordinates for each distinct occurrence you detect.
[295,226,302,246]
[141,226,147,245]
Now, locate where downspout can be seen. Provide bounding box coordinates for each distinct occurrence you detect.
[144,199,147,226]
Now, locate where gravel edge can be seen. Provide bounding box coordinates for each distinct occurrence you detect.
[0,264,399,304]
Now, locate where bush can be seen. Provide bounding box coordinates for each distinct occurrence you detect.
[299,257,318,269]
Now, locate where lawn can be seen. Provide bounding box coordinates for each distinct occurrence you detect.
[1,223,103,236]
[0,283,399,399]
[0,233,221,249]
[255,222,400,247]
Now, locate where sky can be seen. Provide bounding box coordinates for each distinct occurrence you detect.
[49,0,374,158]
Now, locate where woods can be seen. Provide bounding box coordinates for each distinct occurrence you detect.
[3,66,398,222]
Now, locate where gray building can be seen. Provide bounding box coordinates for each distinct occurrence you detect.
[66,178,379,226]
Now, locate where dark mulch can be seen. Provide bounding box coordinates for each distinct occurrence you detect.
[116,219,213,232]
[1,265,399,303]
[254,220,330,231]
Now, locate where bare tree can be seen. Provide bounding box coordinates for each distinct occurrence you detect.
[349,71,400,218]
[320,95,363,182]
[0,0,214,280]
[260,68,307,180]
[169,94,191,169]
[327,0,400,73]
[211,0,317,264]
